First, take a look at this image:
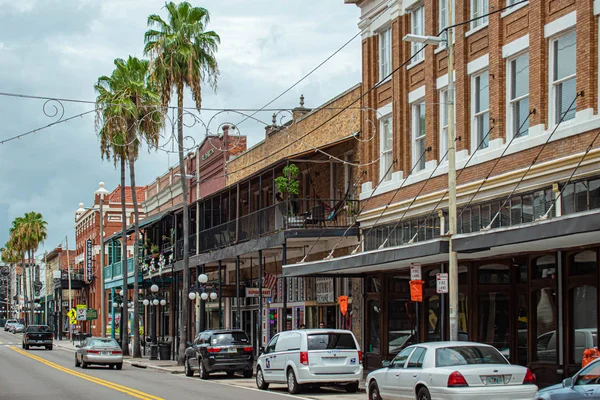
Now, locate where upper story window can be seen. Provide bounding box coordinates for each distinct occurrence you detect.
[439,0,455,33]
[380,115,393,182]
[411,4,425,62]
[550,30,577,125]
[508,52,530,138]
[471,0,489,29]
[379,28,392,80]
[472,70,490,150]
[439,88,455,161]
[412,102,426,171]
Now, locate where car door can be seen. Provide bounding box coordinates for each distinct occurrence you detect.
[569,361,600,398]
[262,335,280,382]
[380,347,414,399]
[398,347,427,400]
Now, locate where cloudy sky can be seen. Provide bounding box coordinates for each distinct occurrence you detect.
[0,0,361,254]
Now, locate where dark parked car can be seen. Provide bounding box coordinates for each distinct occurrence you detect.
[536,358,600,399]
[184,329,254,379]
[22,325,53,350]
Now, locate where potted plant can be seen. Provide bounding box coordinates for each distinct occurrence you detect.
[151,244,160,258]
[275,163,300,216]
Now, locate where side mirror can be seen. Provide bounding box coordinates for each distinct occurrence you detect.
[562,377,573,388]
[75,344,81,348]
[382,361,391,368]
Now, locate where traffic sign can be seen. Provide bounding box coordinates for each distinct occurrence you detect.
[67,308,77,325]
[436,273,449,294]
[76,304,86,321]
[410,263,422,281]
[86,309,98,321]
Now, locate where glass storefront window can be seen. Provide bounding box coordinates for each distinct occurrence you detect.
[572,285,597,364]
[478,293,510,354]
[368,277,382,293]
[426,295,441,341]
[389,275,409,294]
[534,287,558,363]
[570,251,597,276]
[388,299,413,355]
[533,255,557,280]
[478,264,510,284]
[367,300,381,353]
[517,294,528,366]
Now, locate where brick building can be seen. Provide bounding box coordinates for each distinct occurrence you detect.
[75,185,146,337]
[284,0,600,387]
[44,247,77,338]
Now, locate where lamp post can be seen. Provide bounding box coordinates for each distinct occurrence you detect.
[189,274,217,332]
[95,182,110,337]
[143,283,167,360]
[112,289,131,347]
[403,0,458,340]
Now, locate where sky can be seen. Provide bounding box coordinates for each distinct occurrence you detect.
[0,0,361,255]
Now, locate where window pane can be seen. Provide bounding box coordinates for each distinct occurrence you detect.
[533,255,557,280]
[590,179,600,209]
[535,287,558,363]
[367,277,381,293]
[478,293,510,353]
[570,250,597,276]
[367,299,381,353]
[572,285,597,364]
[477,113,490,149]
[388,299,413,356]
[476,73,490,112]
[522,194,534,223]
[514,97,530,137]
[511,196,522,225]
[555,31,577,80]
[478,264,510,284]
[426,294,441,341]
[517,294,528,366]
[407,347,427,368]
[512,54,529,98]
[557,77,577,123]
[562,183,575,214]
[575,181,588,212]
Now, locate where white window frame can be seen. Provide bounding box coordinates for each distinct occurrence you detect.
[439,0,455,33]
[471,70,490,151]
[379,115,393,182]
[412,101,427,172]
[471,0,489,29]
[379,27,392,80]
[411,4,425,62]
[506,51,530,139]
[439,88,455,161]
[548,30,577,126]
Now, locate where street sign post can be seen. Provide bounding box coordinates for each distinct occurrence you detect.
[436,273,449,294]
[76,304,86,321]
[410,262,422,281]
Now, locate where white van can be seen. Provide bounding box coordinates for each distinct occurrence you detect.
[255,329,363,394]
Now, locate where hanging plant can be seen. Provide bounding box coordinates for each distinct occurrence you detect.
[274,164,300,197]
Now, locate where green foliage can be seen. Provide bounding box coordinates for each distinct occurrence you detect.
[151,244,160,254]
[275,164,300,196]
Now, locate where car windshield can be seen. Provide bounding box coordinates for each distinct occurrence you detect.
[307,333,357,350]
[436,346,508,367]
[27,325,51,332]
[89,339,119,348]
[210,332,249,345]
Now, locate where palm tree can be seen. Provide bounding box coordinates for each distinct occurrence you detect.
[144,1,220,364]
[95,56,163,358]
[1,243,21,319]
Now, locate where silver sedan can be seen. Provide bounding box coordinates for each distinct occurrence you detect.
[75,337,123,370]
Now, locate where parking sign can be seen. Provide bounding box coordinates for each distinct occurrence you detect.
[410,263,422,280]
[436,273,449,294]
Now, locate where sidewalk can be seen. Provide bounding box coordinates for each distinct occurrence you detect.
[53,339,184,374]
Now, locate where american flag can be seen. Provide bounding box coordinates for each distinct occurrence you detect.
[263,273,277,292]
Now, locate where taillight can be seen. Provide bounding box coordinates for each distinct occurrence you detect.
[523,368,536,384]
[111,350,122,355]
[300,351,309,366]
[207,347,221,353]
[87,350,100,354]
[25,334,29,340]
[358,351,363,364]
[243,346,253,353]
[50,334,54,340]
[447,371,468,387]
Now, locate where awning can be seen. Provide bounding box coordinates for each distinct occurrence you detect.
[282,238,449,277]
[103,209,174,244]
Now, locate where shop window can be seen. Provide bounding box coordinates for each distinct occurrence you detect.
[572,285,597,364]
[478,293,510,353]
[517,294,528,366]
[534,287,558,363]
[389,276,410,294]
[367,300,381,353]
[522,194,534,223]
[388,299,413,355]
[478,264,510,284]
[426,267,442,289]
[532,255,557,280]
[591,179,600,209]
[426,295,442,341]
[511,197,522,224]
[570,251,597,276]
[368,277,382,293]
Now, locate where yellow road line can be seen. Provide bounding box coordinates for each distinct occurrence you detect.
[10,346,164,400]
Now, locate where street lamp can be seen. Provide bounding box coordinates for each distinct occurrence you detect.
[95,182,109,337]
[142,283,167,360]
[188,273,216,302]
[403,0,457,341]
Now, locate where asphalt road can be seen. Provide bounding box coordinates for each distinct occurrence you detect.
[0,329,360,400]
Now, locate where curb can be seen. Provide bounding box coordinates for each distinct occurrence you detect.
[125,360,184,374]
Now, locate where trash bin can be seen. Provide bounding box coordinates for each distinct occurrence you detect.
[159,343,170,360]
[149,344,159,360]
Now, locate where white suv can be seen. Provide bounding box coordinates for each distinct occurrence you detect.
[255,329,363,394]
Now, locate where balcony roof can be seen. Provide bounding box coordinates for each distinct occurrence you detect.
[103,207,177,244]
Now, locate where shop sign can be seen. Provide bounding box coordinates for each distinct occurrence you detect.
[316,278,334,303]
[436,273,448,294]
[219,285,245,298]
[86,308,98,321]
[245,287,272,298]
[85,239,93,282]
[202,148,214,160]
[410,262,422,281]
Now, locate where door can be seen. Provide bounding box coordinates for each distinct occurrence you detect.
[398,347,427,400]
[262,335,281,382]
[305,332,361,375]
[570,360,600,398]
[380,347,414,399]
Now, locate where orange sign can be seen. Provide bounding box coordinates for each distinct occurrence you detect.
[338,296,349,316]
[409,280,424,302]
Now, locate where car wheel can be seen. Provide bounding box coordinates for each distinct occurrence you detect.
[75,355,81,367]
[116,364,123,370]
[47,345,53,351]
[198,359,208,380]
[346,382,359,393]
[256,367,269,390]
[24,344,29,350]
[368,381,381,400]
[243,369,253,379]
[185,358,194,377]
[81,361,88,369]
[226,371,235,378]
[287,369,301,394]
[417,387,431,400]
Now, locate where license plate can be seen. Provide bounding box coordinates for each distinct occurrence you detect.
[486,376,503,385]
[102,351,110,356]
[228,348,236,353]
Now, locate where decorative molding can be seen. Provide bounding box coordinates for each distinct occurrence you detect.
[502,34,529,59]
[544,11,576,38]
[408,85,426,103]
[467,54,489,75]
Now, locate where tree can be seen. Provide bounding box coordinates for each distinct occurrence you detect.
[95,57,163,358]
[144,1,220,364]
[1,243,21,319]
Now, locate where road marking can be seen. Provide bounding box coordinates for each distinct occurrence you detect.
[10,346,164,400]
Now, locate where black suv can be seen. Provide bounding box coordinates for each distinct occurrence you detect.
[184,329,254,379]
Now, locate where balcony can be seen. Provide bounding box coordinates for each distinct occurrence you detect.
[54,268,85,290]
[103,258,134,282]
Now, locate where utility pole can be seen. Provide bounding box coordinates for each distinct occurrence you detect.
[99,194,106,337]
[446,0,459,341]
[66,236,73,340]
[44,252,48,325]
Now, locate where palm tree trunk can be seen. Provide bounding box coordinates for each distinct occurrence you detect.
[29,250,34,325]
[128,140,142,358]
[120,157,130,356]
[177,82,190,365]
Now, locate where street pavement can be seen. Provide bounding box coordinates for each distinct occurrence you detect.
[0,329,363,400]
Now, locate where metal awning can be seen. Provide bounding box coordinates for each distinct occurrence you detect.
[103,209,174,243]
